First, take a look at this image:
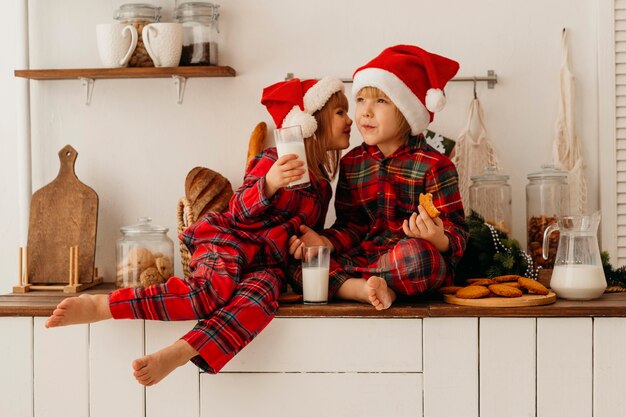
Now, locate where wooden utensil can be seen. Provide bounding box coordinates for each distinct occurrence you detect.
[443,291,557,307]
[27,145,98,284]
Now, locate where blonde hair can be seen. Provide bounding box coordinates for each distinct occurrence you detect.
[357,87,412,140]
[305,91,347,182]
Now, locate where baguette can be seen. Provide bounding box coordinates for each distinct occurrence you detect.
[247,122,267,169]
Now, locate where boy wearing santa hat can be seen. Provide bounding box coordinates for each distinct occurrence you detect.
[45,77,352,384]
[289,45,469,309]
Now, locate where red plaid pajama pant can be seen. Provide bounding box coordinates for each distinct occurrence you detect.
[290,238,449,299]
[109,246,282,373]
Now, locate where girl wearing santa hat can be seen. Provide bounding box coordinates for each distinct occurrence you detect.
[44,77,352,385]
[289,45,469,310]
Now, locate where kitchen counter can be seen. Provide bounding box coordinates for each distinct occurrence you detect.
[3,283,626,317]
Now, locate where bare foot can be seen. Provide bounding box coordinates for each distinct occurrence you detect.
[366,276,396,310]
[45,294,112,328]
[132,340,198,386]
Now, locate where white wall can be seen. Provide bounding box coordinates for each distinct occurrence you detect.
[0,0,603,289]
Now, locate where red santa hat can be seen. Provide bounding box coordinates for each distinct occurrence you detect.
[261,77,345,138]
[352,44,460,135]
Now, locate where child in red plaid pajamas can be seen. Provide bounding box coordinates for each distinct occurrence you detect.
[45,77,352,386]
[289,45,469,310]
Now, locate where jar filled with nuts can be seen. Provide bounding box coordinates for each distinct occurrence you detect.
[469,165,512,236]
[113,3,162,67]
[526,164,570,272]
[116,217,174,288]
[174,2,220,66]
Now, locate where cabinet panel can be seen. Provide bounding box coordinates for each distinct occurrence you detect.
[200,373,422,417]
[222,317,422,372]
[0,317,33,417]
[423,317,478,417]
[90,319,145,417]
[480,318,536,417]
[145,320,199,417]
[594,318,626,417]
[33,317,89,417]
[537,318,592,417]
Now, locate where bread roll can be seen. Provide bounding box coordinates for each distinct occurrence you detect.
[184,167,233,220]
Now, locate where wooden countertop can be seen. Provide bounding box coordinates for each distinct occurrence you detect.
[3,284,626,318]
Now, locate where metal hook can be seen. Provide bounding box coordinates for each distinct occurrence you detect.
[472,77,478,99]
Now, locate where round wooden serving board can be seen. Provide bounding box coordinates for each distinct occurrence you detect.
[443,291,557,307]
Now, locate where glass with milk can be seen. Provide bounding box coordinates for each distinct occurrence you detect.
[274,125,310,190]
[301,246,331,304]
[542,211,607,300]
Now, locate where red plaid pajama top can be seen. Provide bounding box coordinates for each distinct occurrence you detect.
[322,134,469,295]
[109,148,332,373]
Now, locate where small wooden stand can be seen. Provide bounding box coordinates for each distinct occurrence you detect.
[13,246,103,294]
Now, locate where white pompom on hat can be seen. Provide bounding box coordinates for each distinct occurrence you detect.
[352,44,460,135]
[261,77,345,138]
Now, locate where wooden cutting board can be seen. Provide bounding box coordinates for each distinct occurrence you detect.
[443,291,557,307]
[27,145,98,284]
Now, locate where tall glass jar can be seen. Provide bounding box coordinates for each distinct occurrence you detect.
[174,2,220,66]
[469,165,512,235]
[113,3,162,67]
[526,164,570,271]
[116,217,174,289]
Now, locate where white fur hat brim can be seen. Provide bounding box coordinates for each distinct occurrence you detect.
[352,68,430,136]
[303,77,345,114]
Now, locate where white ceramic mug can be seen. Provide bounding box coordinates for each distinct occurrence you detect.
[96,23,138,68]
[142,23,183,67]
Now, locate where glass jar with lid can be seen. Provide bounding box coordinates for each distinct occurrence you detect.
[116,217,174,289]
[469,165,512,235]
[526,164,570,271]
[174,2,220,65]
[113,3,162,67]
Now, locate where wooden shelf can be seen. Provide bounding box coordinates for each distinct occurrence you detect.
[14,65,236,80]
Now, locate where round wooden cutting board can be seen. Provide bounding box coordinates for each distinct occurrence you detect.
[443,291,557,307]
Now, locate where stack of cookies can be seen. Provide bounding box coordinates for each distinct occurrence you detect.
[440,275,550,299]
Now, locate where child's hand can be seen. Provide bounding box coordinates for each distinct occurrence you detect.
[264,154,306,197]
[288,225,334,260]
[402,206,450,252]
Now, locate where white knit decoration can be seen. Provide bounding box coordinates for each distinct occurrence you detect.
[451,98,500,213]
[425,88,446,112]
[552,29,587,215]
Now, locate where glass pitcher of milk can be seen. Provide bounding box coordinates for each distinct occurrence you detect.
[542,211,607,300]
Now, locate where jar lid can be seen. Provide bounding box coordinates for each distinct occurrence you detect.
[527,163,568,180]
[470,165,509,182]
[174,2,220,19]
[120,217,169,235]
[114,3,162,21]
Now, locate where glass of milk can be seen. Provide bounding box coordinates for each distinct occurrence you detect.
[274,125,310,189]
[301,246,331,304]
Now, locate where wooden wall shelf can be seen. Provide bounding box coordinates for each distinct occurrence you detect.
[14,66,236,80]
[14,66,236,104]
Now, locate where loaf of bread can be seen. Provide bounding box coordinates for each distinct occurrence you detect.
[184,167,233,220]
[246,122,266,168]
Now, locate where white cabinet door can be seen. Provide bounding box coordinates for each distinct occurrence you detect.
[423,317,478,417]
[480,318,536,417]
[145,320,199,417]
[222,317,422,372]
[537,318,592,417]
[0,317,33,417]
[33,317,89,417]
[200,373,422,417]
[90,319,145,417]
[594,317,626,417]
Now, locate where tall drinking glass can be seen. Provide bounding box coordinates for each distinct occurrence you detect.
[274,125,310,189]
[301,246,331,304]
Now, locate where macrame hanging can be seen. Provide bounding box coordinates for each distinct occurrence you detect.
[552,28,587,215]
[451,96,500,213]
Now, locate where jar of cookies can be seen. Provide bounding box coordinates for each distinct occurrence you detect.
[174,2,220,66]
[469,165,512,236]
[113,3,162,67]
[116,217,174,288]
[526,164,570,272]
